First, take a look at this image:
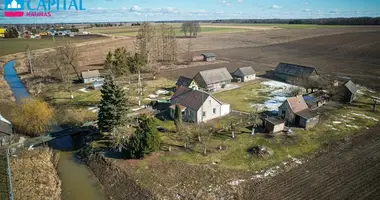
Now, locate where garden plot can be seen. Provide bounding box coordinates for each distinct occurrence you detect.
[252,80,304,112]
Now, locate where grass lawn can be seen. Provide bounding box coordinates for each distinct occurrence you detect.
[0,35,105,56]
[152,86,380,171]
[214,81,271,112]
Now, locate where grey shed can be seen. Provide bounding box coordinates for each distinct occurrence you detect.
[201,53,216,62]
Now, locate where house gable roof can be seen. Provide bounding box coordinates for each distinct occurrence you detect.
[275,62,317,77]
[171,89,220,111]
[233,66,256,76]
[196,68,233,85]
[201,53,216,58]
[81,70,100,79]
[0,121,12,136]
[296,109,319,119]
[344,80,358,94]
[286,95,309,113]
[176,76,193,87]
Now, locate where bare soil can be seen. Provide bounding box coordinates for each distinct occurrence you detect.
[243,125,380,200]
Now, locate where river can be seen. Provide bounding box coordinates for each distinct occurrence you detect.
[4,60,108,200]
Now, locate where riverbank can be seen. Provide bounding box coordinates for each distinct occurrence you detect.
[10,148,61,200]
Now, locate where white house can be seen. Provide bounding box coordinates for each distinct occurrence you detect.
[169,87,230,123]
[81,70,104,84]
[232,66,256,82]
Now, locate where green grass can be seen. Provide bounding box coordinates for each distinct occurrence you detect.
[156,86,380,171]
[0,35,105,56]
[214,81,270,112]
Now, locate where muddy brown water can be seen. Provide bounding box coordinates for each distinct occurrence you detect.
[4,60,108,200]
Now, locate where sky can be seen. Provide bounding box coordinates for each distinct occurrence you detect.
[0,0,379,24]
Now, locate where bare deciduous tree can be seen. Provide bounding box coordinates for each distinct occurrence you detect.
[57,42,81,80]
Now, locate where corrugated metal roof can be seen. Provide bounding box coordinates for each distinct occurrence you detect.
[81,70,100,79]
[197,68,233,85]
[176,76,193,87]
[275,62,316,77]
[344,80,358,94]
[171,89,218,111]
[234,66,256,76]
[287,95,309,113]
[296,110,319,119]
[201,53,216,58]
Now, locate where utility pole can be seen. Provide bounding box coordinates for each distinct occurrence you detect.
[138,70,142,106]
[26,46,34,74]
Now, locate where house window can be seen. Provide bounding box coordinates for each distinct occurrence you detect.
[209,100,211,105]
[203,111,206,117]
[213,108,216,114]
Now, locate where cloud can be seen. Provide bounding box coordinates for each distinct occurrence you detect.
[191,10,208,15]
[304,2,309,5]
[219,0,231,7]
[130,5,143,12]
[129,5,181,14]
[330,9,339,14]
[270,5,281,9]
[237,0,243,3]
[303,8,310,12]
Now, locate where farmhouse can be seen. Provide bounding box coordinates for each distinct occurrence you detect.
[264,117,285,133]
[169,88,230,123]
[232,66,256,82]
[201,53,216,62]
[278,95,320,129]
[341,80,358,103]
[175,76,199,90]
[274,62,318,84]
[81,70,104,84]
[193,68,233,92]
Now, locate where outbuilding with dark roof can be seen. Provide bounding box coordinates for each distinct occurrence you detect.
[175,76,199,90]
[274,62,318,84]
[201,53,216,62]
[341,80,358,103]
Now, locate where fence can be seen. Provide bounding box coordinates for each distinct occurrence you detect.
[0,150,13,200]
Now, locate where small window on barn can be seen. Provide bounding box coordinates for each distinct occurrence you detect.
[203,111,206,117]
[213,108,216,114]
[209,100,211,105]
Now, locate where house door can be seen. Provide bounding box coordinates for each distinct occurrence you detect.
[295,115,301,126]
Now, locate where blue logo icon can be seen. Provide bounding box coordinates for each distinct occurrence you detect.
[5,0,24,10]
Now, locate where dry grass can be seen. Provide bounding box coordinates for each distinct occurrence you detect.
[11,148,61,200]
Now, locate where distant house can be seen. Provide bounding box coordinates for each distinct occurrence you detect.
[0,28,6,38]
[201,53,216,62]
[169,88,230,123]
[341,80,358,103]
[175,76,199,91]
[278,95,319,129]
[232,66,256,82]
[81,70,104,84]
[193,68,233,91]
[274,62,318,84]
[264,117,285,133]
[91,81,104,90]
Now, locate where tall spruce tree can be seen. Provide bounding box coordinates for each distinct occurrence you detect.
[98,75,128,132]
[127,115,160,158]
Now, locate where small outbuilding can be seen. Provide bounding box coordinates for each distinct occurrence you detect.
[264,117,285,133]
[81,70,104,84]
[175,76,199,90]
[341,80,358,103]
[201,53,216,62]
[296,110,320,129]
[232,66,256,82]
[193,68,233,92]
[91,81,104,90]
[274,62,318,84]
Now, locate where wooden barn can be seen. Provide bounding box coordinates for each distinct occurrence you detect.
[278,95,320,129]
[81,70,104,84]
[193,68,233,92]
[232,66,256,82]
[274,63,318,84]
[264,117,285,133]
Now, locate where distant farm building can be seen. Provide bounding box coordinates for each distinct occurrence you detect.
[192,53,216,62]
[303,92,329,110]
[81,70,104,84]
[175,76,199,91]
[340,80,358,103]
[278,95,320,129]
[169,88,230,123]
[193,68,233,92]
[274,63,318,84]
[264,117,285,133]
[91,81,104,90]
[232,66,256,82]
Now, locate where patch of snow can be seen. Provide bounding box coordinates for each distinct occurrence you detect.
[78,88,88,93]
[149,94,159,99]
[333,121,342,124]
[228,179,246,186]
[144,98,152,101]
[88,107,97,111]
[156,89,169,95]
[351,113,379,122]
[332,128,338,130]
[123,87,129,90]
[346,124,360,129]
[132,106,145,111]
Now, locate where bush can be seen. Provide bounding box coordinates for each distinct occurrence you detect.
[11,98,54,137]
[57,109,98,128]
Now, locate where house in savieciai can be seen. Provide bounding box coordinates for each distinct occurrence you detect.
[169,87,230,123]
